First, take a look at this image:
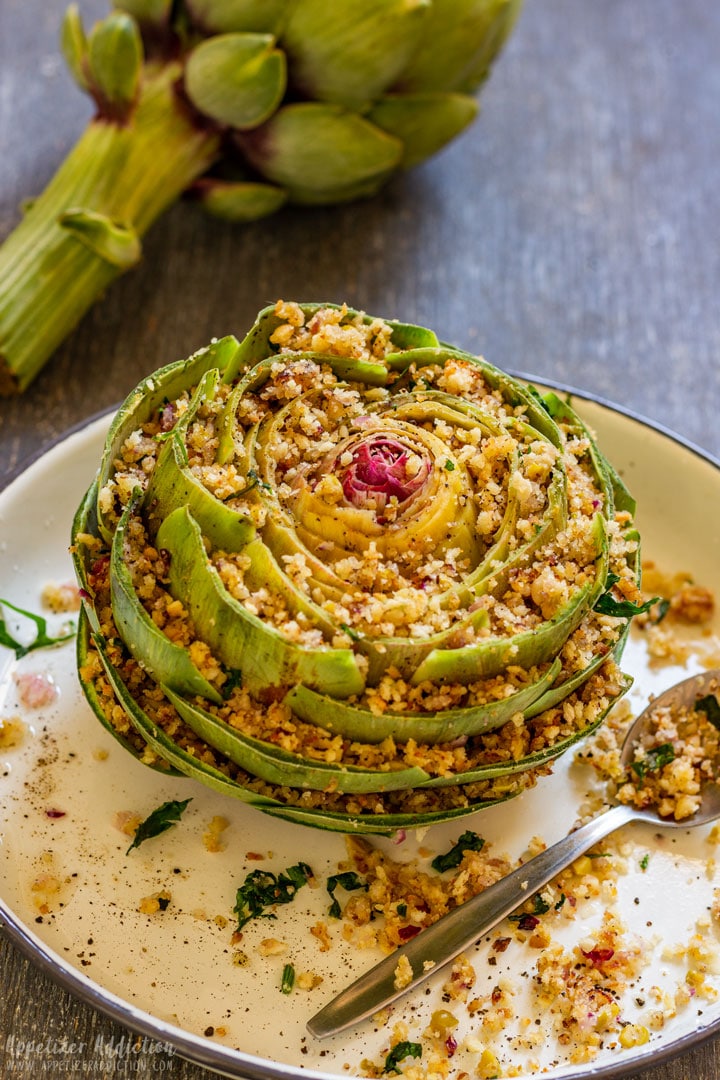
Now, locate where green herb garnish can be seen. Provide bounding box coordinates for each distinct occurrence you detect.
[397,902,407,918]
[696,694,720,731]
[126,797,192,854]
[631,742,675,780]
[652,598,671,624]
[431,830,485,873]
[281,963,295,994]
[383,1042,422,1074]
[222,476,259,502]
[0,598,75,659]
[640,853,650,871]
[593,573,658,618]
[233,862,313,931]
[340,623,362,642]
[326,871,367,918]
[555,893,566,911]
[508,893,551,922]
[221,668,243,701]
[444,460,456,471]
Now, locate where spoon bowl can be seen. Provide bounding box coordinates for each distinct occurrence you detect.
[308,668,720,1039]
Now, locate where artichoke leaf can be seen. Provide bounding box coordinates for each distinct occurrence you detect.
[96,336,242,541]
[164,687,431,794]
[285,657,562,745]
[420,673,632,788]
[76,606,179,771]
[184,34,287,130]
[144,430,256,552]
[280,0,431,111]
[156,505,365,697]
[110,495,224,703]
[369,91,478,169]
[259,776,535,835]
[237,103,403,202]
[412,514,609,685]
[89,632,281,807]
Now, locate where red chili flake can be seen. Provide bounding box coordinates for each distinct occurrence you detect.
[492,937,512,953]
[582,948,615,965]
[45,809,66,819]
[398,925,422,941]
[445,1035,457,1058]
[515,913,540,931]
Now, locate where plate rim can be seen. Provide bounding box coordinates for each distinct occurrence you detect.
[1,378,719,1080]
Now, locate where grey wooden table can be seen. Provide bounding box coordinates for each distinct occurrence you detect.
[1,1,719,1078]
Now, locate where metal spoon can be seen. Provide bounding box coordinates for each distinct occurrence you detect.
[308,668,720,1040]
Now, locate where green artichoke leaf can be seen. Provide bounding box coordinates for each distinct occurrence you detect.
[144,430,256,552]
[156,505,365,697]
[61,5,90,94]
[87,11,143,117]
[398,0,523,94]
[113,0,174,26]
[387,347,564,449]
[89,631,281,807]
[369,92,479,169]
[184,34,287,131]
[110,495,224,703]
[163,687,431,794]
[419,673,632,787]
[280,0,431,111]
[71,478,102,635]
[96,336,242,542]
[411,513,609,685]
[191,178,288,222]
[285,657,562,745]
[220,302,439,384]
[76,607,180,773]
[259,773,536,835]
[185,0,289,35]
[237,103,403,204]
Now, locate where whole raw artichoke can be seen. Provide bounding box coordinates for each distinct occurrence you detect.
[73,302,643,834]
[0,0,522,393]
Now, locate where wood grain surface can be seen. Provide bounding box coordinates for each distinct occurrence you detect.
[1,1,719,1078]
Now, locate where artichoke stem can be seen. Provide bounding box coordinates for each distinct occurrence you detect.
[0,62,221,395]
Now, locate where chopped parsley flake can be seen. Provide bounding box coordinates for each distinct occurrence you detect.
[126,798,192,854]
[233,862,313,931]
[383,1042,422,1074]
[631,742,675,779]
[431,830,485,873]
[0,598,75,659]
[326,871,367,919]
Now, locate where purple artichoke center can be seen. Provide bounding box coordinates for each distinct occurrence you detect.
[339,434,429,509]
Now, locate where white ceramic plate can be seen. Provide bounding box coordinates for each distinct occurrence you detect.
[1,389,719,1080]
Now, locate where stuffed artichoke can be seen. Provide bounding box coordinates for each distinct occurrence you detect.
[72,302,642,834]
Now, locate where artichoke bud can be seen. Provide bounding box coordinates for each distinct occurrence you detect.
[190,177,288,223]
[61,4,90,94]
[185,0,289,35]
[397,0,523,93]
[237,103,403,205]
[280,0,431,110]
[184,33,287,130]
[369,92,479,169]
[112,0,174,27]
[86,12,144,120]
[59,209,142,270]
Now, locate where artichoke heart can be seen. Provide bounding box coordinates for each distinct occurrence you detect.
[73,301,643,833]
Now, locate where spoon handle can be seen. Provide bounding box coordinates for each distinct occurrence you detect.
[308,802,636,1039]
